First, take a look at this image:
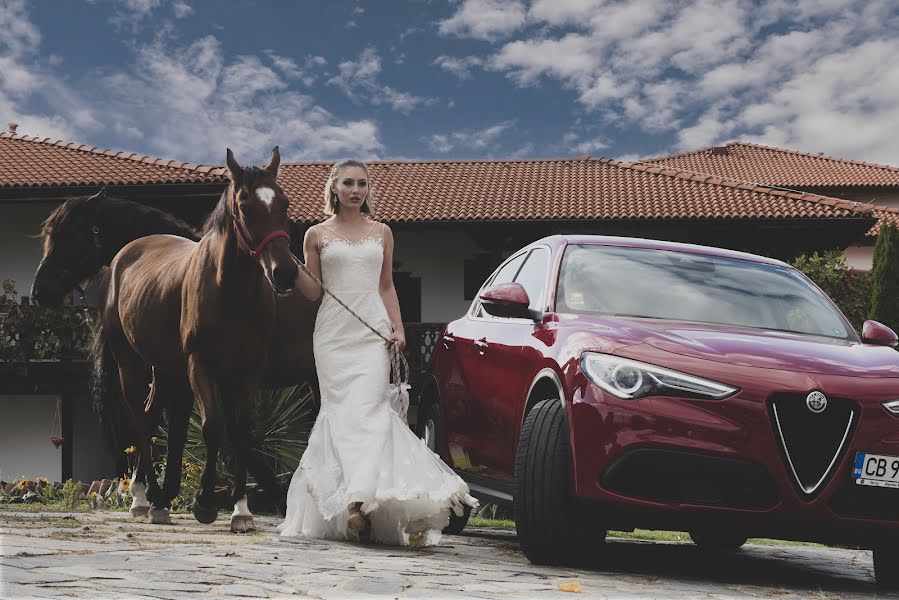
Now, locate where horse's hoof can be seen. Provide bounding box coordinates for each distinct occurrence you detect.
[192,499,218,524]
[147,507,173,525]
[230,515,255,533]
[129,505,150,519]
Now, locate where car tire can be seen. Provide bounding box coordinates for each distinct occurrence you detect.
[415,397,470,535]
[874,545,899,590]
[689,530,749,552]
[514,398,606,565]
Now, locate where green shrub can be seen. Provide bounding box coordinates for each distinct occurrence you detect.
[791,250,871,332]
[0,279,95,361]
[156,383,317,511]
[869,222,899,331]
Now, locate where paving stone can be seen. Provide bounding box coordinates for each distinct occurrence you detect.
[0,510,884,599]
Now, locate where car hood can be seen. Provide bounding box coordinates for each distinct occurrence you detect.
[562,314,899,377]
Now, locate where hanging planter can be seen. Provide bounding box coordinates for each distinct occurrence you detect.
[50,436,64,448]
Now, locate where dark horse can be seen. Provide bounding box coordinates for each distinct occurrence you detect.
[31,174,320,519]
[94,147,299,531]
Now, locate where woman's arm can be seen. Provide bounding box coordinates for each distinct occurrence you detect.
[296,226,323,302]
[379,224,406,350]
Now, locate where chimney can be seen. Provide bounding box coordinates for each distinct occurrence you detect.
[7,123,18,134]
[710,146,729,155]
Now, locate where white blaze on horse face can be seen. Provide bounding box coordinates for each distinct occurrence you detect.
[256,187,276,211]
[232,496,252,517]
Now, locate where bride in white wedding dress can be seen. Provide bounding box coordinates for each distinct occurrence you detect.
[279,159,476,546]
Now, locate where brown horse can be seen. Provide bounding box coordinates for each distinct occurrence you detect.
[97,147,299,531]
[31,184,319,506]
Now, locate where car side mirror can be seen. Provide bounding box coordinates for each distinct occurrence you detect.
[479,282,540,320]
[861,320,899,347]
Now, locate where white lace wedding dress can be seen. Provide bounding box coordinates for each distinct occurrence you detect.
[279,226,477,546]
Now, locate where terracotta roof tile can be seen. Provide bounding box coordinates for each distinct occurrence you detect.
[0,132,227,187]
[645,141,899,188]
[278,157,873,224]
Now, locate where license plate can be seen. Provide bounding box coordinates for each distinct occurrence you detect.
[852,452,899,488]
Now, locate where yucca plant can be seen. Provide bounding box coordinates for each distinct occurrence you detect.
[157,383,318,484]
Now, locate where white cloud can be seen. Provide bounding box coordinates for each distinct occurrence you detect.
[529,0,604,27]
[265,51,326,86]
[0,3,383,163]
[433,55,483,79]
[489,33,598,86]
[328,47,435,113]
[438,0,527,41]
[423,119,516,153]
[172,1,193,18]
[561,131,607,155]
[441,0,899,163]
[94,36,383,162]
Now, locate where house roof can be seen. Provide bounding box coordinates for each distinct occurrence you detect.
[0,133,876,227]
[278,157,875,224]
[0,132,227,188]
[644,142,899,188]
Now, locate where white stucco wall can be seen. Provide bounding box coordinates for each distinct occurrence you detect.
[0,202,56,300]
[393,228,483,323]
[845,245,875,271]
[0,395,61,482]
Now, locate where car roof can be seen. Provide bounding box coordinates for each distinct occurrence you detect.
[529,235,791,268]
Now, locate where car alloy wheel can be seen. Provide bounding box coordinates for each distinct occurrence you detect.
[514,398,606,565]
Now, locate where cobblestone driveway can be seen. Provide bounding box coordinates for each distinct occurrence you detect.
[0,510,885,599]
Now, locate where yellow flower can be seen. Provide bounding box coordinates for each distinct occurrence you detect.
[124,446,136,455]
[36,476,49,484]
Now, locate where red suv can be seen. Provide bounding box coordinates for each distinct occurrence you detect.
[417,235,899,589]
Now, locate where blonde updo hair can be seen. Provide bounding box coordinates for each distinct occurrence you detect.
[323,159,375,216]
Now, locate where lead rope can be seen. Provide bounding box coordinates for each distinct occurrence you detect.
[289,253,409,388]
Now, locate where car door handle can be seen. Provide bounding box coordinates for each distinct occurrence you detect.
[474,337,488,353]
[442,334,455,350]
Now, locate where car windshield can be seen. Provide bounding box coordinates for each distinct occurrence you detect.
[557,244,853,340]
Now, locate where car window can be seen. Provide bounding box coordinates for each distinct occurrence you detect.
[557,244,852,340]
[491,252,527,286]
[514,248,549,311]
[472,252,526,318]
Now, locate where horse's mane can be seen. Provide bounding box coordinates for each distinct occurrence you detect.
[203,167,276,236]
[41,194,200,254]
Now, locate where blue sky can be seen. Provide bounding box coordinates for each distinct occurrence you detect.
[3,0,899,165]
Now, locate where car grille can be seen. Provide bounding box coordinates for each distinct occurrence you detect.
[829,480,899,521]
[768,393,856,497]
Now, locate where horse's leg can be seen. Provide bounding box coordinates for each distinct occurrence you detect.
[135,371,166,518]
[221,380,257,533]
[188,357,223,525]
[117,360,163,521]
[154,376,193,516]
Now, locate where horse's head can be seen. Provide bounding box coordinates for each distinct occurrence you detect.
[32,188,108,306]
[226,146,298,295]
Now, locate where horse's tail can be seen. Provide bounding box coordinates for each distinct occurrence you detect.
[89,316,128,459]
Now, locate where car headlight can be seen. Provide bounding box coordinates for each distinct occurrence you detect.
[580,352,739,400]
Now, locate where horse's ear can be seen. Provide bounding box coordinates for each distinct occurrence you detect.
[265,146,280,178]
[87,187,107,205]
[226,148,243,181]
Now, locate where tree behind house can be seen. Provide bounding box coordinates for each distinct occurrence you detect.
[869,221,899,332]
